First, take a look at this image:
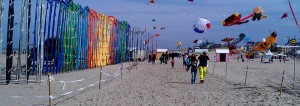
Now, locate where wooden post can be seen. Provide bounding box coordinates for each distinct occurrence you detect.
[244,66,248,85]
[121,66,123,79]
[280,70,285,96]
[213,61,215,74]
[136,62,137,71]
[99,67,102,90]
[129,60,131,76]
[48,73,52,106]
[225,62,228,78]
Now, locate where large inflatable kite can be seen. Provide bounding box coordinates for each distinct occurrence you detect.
[253,31,277,52]
[222,6,266,26]
[194,18,210,33]
[222,13,250,26]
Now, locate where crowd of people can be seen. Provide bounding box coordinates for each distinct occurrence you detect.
[148,51,210,84]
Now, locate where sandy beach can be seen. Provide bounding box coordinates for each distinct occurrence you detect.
[0,52,300,106]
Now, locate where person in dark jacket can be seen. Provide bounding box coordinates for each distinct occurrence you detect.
[198,51,210,83]
[152,54,156,64]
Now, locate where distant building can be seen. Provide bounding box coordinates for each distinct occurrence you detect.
[246,41,255,51]
[276,45,300,54]
[156,49,168,60]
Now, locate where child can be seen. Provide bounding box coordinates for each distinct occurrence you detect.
[171,57,175,68]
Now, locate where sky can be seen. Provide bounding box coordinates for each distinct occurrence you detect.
[1,0,300,50]
[73,0,300,50]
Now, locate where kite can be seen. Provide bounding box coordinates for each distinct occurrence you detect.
[177,41,182,48]
[193,39,202,44]
[149,0,154,4]
[290,38,297,46]
[152,19,156,22]
[253,31,277,52]
[188,0,194,2]
[194,18,210,33]
[222,6,266,26]
[221,37,234,42]
[222,13,250,26]
[153,26,156,29]
[160,27,165,30]
[252,6,264,21]
[231,33,246,45]
[281,12,288,19]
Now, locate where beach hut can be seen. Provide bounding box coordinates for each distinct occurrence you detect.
[156,49,168,60]
[215,49,230,62]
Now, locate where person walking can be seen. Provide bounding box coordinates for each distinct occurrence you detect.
[171,57,175,68]
[198,51,210,84]
[159,55,164,64]
[148,54,152,63]
[152,53,156,64]
[189,53,198,84]
[185,54,191,71]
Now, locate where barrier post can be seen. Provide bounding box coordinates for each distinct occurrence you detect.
[244,66,248,85]
[99,66,102,90]
[48,73,52,106]
[280,70,285,96]
[225,62,228,78]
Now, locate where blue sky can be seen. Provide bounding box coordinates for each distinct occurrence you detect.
[73,0,300,50]
[1,0,300,50]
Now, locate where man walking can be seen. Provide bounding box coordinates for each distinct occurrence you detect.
[198,51,210,84]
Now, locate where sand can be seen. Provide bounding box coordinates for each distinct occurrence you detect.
[0,52,300,106]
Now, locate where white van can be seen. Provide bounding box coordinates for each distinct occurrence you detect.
[261,55,272,63]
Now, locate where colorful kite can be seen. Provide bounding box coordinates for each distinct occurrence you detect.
[194,18,210,33]
[252,6,264,21]
[177,41,182,48]
[223,6,266,26]
[253,31,277,52]
[222,13,251,26]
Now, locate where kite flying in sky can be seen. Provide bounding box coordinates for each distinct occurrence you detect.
[253,31,277,52]
[281,12,288,19]
[149,0,154,4]
[194,18,210,33]
[222,6,266,26]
